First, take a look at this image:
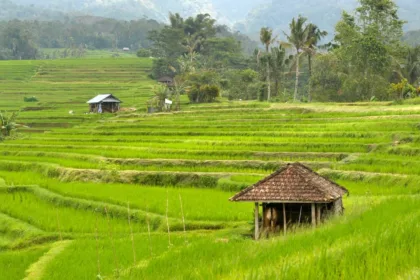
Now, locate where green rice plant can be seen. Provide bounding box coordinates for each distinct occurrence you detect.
[42,233,208,280]
[0,245,50,280]
[0,172,251,222]
[128,197,420,280]
[2,57,420,279]
[0,190,149,234]
[0,212,57,250]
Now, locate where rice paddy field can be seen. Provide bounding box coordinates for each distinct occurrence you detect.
[0,57,420,280]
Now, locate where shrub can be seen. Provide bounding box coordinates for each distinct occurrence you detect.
[136,48,152,57]
[23,96,38,102]
[389,79,417,100]
[188,85,220,103]
[0,111,18,137]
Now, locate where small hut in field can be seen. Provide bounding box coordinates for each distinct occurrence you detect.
[157,76,175,87]
[87,94,122,113]
[230,163,349,240]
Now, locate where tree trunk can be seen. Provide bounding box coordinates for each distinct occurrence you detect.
[294,53,300,102]
[308,55,312,102]
[274,78,279,99]
[266,59,271,101]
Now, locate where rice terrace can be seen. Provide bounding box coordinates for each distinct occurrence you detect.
[0,56,419,280]
[1,0,420,278]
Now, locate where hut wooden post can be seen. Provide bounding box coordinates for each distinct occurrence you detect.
[316,204,321,224]
[254,202,259,240]
[282,203,287,235]
[311,203,316,228]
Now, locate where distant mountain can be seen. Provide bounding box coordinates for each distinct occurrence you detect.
[3,0,269,26]
[0,0,67,21]
[403,30,420,46]
[236,0,420,40]
[3,0,420,38]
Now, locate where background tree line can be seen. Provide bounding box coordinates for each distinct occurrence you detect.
[0,16,163,60]
[0,0,419,103]
[149,0,420,104]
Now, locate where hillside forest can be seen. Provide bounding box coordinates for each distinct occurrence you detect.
[1,0,419,103]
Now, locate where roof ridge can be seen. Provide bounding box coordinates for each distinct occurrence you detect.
[293,164,331,199]
[300,163,348,194]
[293,163,348,197]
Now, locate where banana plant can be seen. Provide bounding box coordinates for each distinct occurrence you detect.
[0,111,19,137]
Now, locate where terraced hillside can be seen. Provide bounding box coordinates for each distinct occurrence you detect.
[0,58,420,279]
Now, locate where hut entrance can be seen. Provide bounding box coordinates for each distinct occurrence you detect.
[260,202,335,236]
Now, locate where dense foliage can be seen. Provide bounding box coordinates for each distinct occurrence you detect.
[0,0,419,104]
[0,17,163,60]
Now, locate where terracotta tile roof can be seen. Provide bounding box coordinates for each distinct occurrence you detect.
[230,163,348,203]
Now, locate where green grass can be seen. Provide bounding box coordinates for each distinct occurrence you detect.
[0,245,50,280]
[1,57,420,279]
[128,197,420,280]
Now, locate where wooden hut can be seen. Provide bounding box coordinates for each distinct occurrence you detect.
[230,163,349,240]
[87,94,122,113]
[158,76,175,87]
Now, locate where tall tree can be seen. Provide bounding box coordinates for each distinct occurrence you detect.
[305,24,327,102]
[403,46,420,85]
[270,45,291,98]
[284,16,309,102]
[260,27,275,101]
[333,0,405,101]
[1,20,39,60]
[169,13,184,29]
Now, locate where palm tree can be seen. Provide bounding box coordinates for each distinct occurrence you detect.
[260,27,275,101]
[284,15,309,102]
[404,45,420,85]
[305,23,327,102]
[169,13,184,29]
[270,45,292,98]
[392,46,420,87]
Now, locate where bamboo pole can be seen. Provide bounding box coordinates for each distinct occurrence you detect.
[127,202,136,265]
[95,210,101,277]
[254,202,259,240]
[179,193,187,244]
[317,204,322,225]
[298,205,303,226]
[146,206,153,257]
[282,203,287,236]
[311,203,316,228]
[166,189,172,247]
[105,206,118,272]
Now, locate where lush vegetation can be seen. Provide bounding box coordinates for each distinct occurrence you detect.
[0,0,419,278]
[0,55,419,279]
[147,0,420,103]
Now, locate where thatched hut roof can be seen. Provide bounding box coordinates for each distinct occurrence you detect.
[230,163,348,203]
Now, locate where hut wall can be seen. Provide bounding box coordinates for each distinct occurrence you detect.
[101,103,118,113]
[333,198,343,214]
[90,102,120,113]
[261,202,342,233]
